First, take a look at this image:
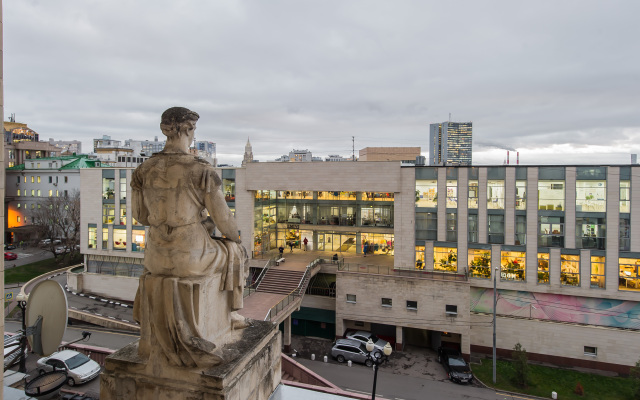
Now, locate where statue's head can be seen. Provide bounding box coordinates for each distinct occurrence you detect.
[160,107,200,139]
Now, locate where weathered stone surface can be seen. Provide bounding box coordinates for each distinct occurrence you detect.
[100,320,281,400]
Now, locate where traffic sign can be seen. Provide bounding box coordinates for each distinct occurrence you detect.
[5,292,14,301]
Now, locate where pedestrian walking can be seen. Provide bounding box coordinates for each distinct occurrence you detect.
[303,237,308,251]
[289,241,294,253]
[278,245,284,257]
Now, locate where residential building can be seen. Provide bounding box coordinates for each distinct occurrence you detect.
[5,155,100,244]
[3,121,60,168]
[125,137,166,156]
[359,147,420,162]
[276,149,321,162]
[73,162,640,373]
[325,154,356,162]
[429,122,472,166]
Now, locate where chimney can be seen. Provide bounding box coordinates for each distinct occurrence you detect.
[517,152,520,165]
[507,151,510,165]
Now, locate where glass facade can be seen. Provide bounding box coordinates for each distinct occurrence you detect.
[620,218,630,251]
[488,214,504,244]
[416,212,437,240]
[446,213,457,242]
[515,215,526,245]
[468,214,478,243]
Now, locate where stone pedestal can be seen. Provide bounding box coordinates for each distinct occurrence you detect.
[100,321,281,400]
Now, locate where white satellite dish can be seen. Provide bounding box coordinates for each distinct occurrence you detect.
[25,280,68,356]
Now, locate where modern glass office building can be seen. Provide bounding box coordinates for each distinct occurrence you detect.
[429,122,473,166]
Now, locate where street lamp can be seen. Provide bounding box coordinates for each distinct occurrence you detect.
[365,339,392,400]
[16,292,29,373]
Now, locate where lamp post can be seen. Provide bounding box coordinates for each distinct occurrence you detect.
[365,339,392,400]
[493,266,498,384]
[16,292,29,373]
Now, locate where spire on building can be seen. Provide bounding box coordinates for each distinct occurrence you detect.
[242,137,254,166]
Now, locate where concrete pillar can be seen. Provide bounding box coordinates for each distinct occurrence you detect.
[283,315,292,353]
[395,325,403,351]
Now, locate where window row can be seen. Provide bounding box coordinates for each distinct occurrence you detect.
[418,212,631,251]
[88,226,146,252]
[415,247,640,291]
[16,189,69,197]
[16,175,69,184]
[416,179,630,213]
[256,204,394,228]
[255,190,394,202]
[346,294,418,310]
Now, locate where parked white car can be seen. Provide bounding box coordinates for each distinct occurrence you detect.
[36,350,101,386]
[344,330,390,352]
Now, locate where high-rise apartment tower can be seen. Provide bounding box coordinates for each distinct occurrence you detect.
[429,121,472,166]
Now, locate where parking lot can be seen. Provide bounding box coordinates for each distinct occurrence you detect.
[288,335,482,386]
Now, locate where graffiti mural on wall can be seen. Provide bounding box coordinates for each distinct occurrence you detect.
[471,287,640,330]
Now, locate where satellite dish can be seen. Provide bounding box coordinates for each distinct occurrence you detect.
[25,280,68,356]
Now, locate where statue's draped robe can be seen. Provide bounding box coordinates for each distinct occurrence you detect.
[131,153,247,368]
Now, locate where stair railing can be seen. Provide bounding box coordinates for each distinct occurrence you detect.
[244,256,276,297]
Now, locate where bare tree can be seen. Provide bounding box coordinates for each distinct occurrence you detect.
[29,190,81,259]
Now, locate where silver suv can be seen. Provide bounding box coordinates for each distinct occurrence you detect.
[331,339,372,367]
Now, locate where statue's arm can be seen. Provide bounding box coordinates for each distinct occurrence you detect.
[205,188,241,243]
[131,171,150,226]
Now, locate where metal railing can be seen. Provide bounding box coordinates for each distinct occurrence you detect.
[244,256,276,298]
[338,263,468,282]
[265,257,325,321]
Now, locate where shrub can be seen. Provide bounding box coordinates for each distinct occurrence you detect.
[512,342,529,388]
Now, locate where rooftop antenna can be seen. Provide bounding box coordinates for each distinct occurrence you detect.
[449,113,451,122]
[352,136,355,161]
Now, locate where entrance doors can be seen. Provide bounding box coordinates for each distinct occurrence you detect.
[317,233,325,251]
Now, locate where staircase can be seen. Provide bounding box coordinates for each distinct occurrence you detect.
[256,269,305,295]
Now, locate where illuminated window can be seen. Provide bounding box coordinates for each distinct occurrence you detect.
[561,254,580,286]
[576,181,606,212]
[37,176,41,183]
[487,180,505,209]
[132,229,146,252]
[88,226,97,249]
[538,181,564,211]
[620,181,630,213]
[446,180,457,208]
[469,249,491,279]
[468,180,478,209]
[113,229,126,251]
[537,253,549,284]
[516,180,527,210]
[434,247,457,272]
[48,190,53,197]
[619,258,640,292]
[416,180,437,208]
[590,256,605,289]
[415,245,425,270]
[501,251,525,281]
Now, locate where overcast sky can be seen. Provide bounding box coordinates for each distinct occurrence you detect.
[4,1,640,166]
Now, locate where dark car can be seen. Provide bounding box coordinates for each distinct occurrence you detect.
[438,347,473,384]
[4,244,16,250]
[4,252,18,261]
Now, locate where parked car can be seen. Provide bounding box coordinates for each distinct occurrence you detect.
[331,339,373,367]
[4,333,26,368]
[36,350,102,386]
[4,252,18,261]
[54,246,70,255]
[4,244,16,250]
[344,330,390,352]
[438,347,473,384]
[40,239,51,246]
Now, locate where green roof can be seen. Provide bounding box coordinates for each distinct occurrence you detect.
[7,155,99,171]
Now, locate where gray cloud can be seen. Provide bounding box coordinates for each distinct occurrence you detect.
[4,1,640,165]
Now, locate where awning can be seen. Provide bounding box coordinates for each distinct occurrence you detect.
[291,307,335,324]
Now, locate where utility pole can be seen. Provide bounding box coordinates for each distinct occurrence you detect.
[493,266,498,384]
